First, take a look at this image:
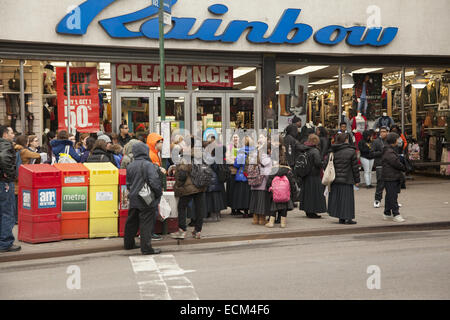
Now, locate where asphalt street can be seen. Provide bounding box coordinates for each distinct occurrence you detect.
[0,230,449,300]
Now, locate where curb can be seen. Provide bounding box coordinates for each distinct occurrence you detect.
[1,221,450,263]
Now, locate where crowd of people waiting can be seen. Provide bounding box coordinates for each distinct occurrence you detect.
[0,116,413,254]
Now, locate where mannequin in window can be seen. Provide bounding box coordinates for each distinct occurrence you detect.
[43,64,56,95]
[374,112,395,130]
[352,112,367,148]
[357,75,371,116]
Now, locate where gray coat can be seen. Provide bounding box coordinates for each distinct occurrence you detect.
[372,137,387,168]
[126,142,163,209]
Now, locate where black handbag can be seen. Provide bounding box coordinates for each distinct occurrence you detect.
[8,70,27,91]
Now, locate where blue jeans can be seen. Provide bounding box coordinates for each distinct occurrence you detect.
[0,182,16,250]
[358,97,368,115]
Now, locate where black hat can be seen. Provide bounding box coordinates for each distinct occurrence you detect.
[44,64,55,72]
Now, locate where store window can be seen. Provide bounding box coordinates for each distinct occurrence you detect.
[230,97,254,130]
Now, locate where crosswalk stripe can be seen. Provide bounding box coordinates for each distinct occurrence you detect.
[129,255,199,300]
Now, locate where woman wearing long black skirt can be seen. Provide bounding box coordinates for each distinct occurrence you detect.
[298,134,327,218]
[327,133,360,224]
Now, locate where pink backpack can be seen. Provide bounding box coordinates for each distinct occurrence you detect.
[269,176,291,203]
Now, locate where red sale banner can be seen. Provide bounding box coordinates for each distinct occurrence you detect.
[116,64,234,87]
[56,67,100,133]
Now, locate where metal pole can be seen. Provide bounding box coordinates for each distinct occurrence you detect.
[19,60,26,134]
[338,65,343,129]
[159,2,166,122]
[401,67,405,135]
[66,62,72,135]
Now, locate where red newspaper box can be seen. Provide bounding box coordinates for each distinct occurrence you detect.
[54,163,90,239]
[118,169,129,237]
[18,164,62,244]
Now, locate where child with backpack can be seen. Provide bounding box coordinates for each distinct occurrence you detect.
[248,142,272,225]
[232,136,254,218]
[266,144,297,228]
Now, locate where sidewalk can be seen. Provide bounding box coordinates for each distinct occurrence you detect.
[1,175,450,262]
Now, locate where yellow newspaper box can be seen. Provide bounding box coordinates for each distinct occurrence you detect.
[83,163,119,238]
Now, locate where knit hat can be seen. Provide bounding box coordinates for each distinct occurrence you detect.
[97,134,111,144]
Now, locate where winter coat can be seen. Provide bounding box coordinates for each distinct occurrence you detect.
[266,165,297,201]
[358,132,375,160]
[296,143,323,177]
[382,145,406,182]
[372,137,387,167]
[50,139,81,163]
[15,145,41,165]
[126,143,162,209]
[118,134,132,147]
[173,163,207,198]
[86,148,116,165]
[80,151,90,163]
[251,152,273,191]
[146,133,163,167]
[0,138,16,183]
[234,146,254,182]
[121,139,141,169]
[284,124,302,168]
[330,143,360,185]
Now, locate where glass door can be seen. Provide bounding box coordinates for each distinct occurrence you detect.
[152,92,190,135]
[227,93,257,131]
[117,91,153,138]
[192,93,226,144]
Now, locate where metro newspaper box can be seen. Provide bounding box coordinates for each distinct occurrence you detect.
[18,164,62,244]
[54,163,90,239]
[118,169,129,237]
[83,163,119,238]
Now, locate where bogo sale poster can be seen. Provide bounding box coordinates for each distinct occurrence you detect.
[56,67,100,133]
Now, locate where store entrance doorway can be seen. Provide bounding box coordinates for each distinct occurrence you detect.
[192,92,257,144]
[116,90,190,137]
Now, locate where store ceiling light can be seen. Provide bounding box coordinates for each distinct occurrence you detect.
[233,67,256,79]
[288,65,329,75]
[242,86,257,91]
[308,79,336,85]
[412,69,428,89]
[351,68,384,74]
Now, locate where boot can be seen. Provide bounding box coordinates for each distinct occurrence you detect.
[252,214,259,225]
[265,216,275,228]
[259,214,266,225]
[280,216,287,228]
[279,94,293,117]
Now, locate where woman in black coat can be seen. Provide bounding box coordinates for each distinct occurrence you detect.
[205,145,227,222]
[327,133,360,224]
[299,134,327,218]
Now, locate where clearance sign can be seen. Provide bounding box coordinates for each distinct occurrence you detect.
[116,64,234,87]
[56,67,100,133]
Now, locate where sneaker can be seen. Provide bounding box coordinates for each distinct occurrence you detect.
[170,229,186,240]
[393,215,406,222]
[398,203,403,208]
[374,201,381,208]
[152,234,162,241]
[383,214,393,221]
[0,244,21,253]
[192,231,201,239]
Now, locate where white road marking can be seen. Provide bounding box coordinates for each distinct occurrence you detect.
[129,255,199,300]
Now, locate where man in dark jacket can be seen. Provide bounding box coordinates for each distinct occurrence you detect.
[124,142,163,255]
[372,127,389,208]
[381,133,406,223]
[0,126,21,252]
[118,124,132,147]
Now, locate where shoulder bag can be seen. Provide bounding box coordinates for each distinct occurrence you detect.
[138,162,155,206]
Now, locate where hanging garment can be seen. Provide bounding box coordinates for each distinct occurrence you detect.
[429,136,437,161]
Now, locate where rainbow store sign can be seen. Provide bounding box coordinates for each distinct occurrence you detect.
[57,0,398,47]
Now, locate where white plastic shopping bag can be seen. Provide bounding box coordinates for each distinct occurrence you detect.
[158,196,172,221]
